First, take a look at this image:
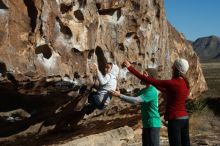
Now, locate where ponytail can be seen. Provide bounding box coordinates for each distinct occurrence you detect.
[181,75,190,89]
[173,68,190,89]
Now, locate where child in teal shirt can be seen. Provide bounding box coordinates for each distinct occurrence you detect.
[112,68,160,146]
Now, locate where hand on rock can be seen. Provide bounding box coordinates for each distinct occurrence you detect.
[143,71,149,77]
[90,63,98,72]
[93,63,98,70]
[123,60,131,68]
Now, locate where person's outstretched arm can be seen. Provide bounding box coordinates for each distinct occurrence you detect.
[112,87,157,104]
[123,60,174,90]
[120,94,144,104]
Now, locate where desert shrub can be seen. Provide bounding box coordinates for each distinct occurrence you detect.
[186,98,208,114]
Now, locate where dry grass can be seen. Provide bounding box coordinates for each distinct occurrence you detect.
[189,60,220,136]
[201,61,220,97]
[189,106,214,135]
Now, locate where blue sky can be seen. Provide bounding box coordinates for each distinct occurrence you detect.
[164,0,220,41]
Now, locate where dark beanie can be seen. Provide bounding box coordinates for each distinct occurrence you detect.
[146,68,158,79]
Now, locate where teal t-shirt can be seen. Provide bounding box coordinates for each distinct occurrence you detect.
[137,85,161,128]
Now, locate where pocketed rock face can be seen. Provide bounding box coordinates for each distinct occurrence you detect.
[167,23,207,99]
[0,0,207,139]
[0,0,207,98]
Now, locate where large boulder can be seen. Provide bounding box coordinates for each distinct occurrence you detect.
[0,0,207,138]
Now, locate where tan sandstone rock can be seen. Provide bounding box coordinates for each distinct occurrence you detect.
[0,0,207,140]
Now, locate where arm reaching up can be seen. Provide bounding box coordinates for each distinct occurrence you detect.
[91,63,111,85]
[123,61,173,92]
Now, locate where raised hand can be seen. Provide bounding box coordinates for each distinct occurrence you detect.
[89,63,99,74]
[93,63,98,70]
[90,63,98,71]
[143,70,149,77]
[123,60,131,68]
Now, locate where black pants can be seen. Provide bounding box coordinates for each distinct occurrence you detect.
[142,127,160,146]
[168,119,190,146]
[88,92,104,109]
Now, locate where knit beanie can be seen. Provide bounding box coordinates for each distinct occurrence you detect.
[174,58,189,74]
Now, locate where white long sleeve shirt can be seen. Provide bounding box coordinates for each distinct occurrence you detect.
[96,64,119,106]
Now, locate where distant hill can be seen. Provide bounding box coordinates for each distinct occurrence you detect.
[192,35,220,59]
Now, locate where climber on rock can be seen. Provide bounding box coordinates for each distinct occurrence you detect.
[111,68,161,146]
[86,62,119,113]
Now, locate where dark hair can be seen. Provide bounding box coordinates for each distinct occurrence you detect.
[106,62,113,66]
[173,68,190,89]
[140,68,158,85]
[146,68,158,79]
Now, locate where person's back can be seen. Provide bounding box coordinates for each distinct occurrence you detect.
[162,78,189,120]
[138,86,160,128]
[111,68,161,146]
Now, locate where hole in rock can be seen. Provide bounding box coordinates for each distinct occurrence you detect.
[110,52,114,59]
[35,44,52,59]
[74,10,84,21]
[71,48,83,56]
[151,58,156,63]
[95,46,107,74]
[118,43,125,51]
[40,23,43,36]
[134,35,139,40]
[0,62,7,76]
[64,74,70,78]
[60,3,73,14]
[0,0,8,9]
[128,18,137,27]
[74,72,80,79]
[23,0,38,32]
[146,52,149,56]
[138,53,145,58]
[153,1,160,18]
[98,7,121,20]
[156,8,160,18]
[88,49,95,59]
[56,16,73,38]
[131,1,140,11]
[78,0,87,8]
[96,3,101,10]
[72,48,80,53]
[126,32,135,38]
